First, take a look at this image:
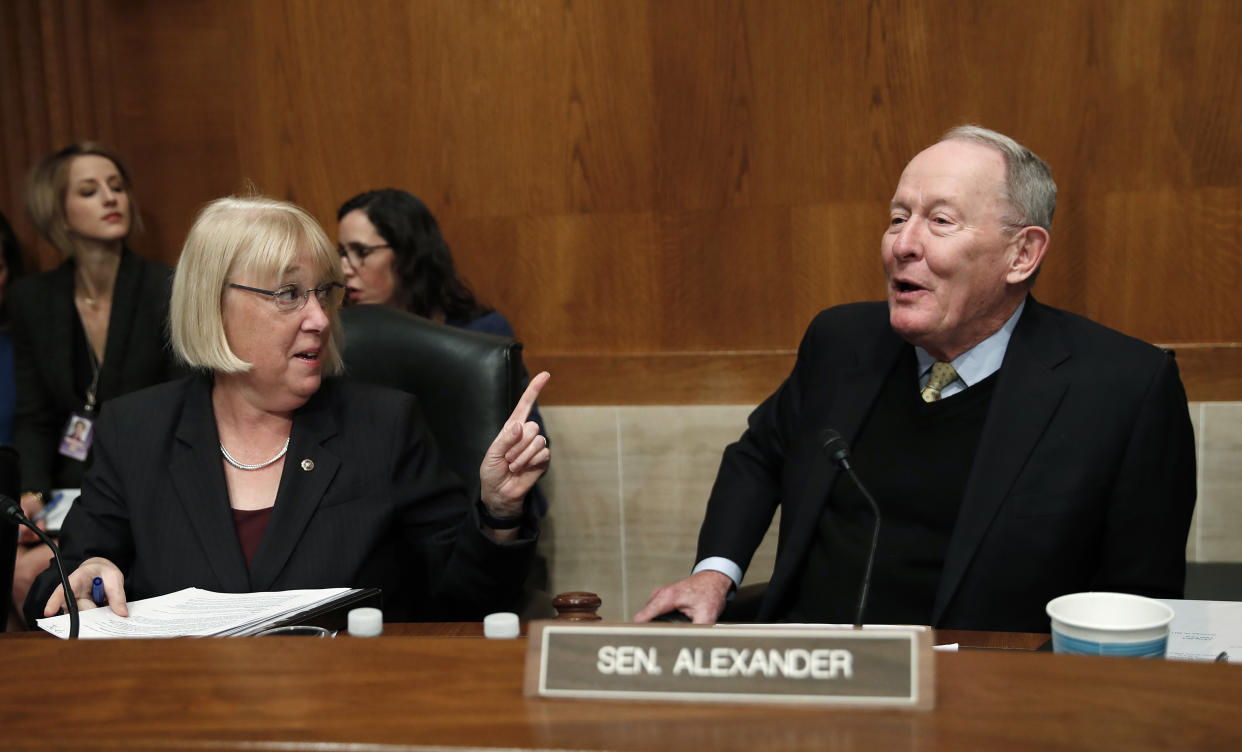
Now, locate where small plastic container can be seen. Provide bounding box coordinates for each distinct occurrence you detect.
[347,607,383,637]
[483,612,520,639]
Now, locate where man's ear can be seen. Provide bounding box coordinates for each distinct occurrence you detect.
[1006,226,1049,285]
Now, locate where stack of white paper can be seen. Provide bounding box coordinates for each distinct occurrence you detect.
[36,587,357,639]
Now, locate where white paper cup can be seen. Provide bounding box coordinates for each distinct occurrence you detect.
[1046,592,1174,658]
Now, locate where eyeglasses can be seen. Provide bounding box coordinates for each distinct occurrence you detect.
[337,242,390,267]
[228,281,346,312]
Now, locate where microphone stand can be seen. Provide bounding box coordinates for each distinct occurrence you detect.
[2,496,79,638]
[840,463,882,629]
[820,430,882,629]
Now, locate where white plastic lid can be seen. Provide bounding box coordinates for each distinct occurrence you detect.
[483,611,520,639]
[347,607,383,637]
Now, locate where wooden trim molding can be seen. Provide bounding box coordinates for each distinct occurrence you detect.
[526,351,797,406]
[1161,343,1242,402]
[529,344,1242,406]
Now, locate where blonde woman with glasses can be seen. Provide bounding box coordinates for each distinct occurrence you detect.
[26,196,548,626]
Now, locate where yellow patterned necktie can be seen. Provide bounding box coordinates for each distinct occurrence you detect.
[921,361,960,403]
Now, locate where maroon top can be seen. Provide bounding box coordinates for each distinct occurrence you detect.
[232,506,274,567]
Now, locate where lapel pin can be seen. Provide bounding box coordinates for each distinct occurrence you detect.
[301,459,314,472]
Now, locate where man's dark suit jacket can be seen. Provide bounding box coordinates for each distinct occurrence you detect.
[698,298,1197,632]
[7,248,180,493]
[25,374,536,625]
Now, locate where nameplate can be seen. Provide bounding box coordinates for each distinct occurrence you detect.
[524,623,934,709]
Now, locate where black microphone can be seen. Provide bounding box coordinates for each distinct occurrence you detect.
[820,429,881,629]
[1,494,80,639]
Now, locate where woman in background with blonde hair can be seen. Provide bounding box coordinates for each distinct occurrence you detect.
[11,142,178,505]
[7,143,179,627]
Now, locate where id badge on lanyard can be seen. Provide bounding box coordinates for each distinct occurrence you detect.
[59,350,100,462]
[58,410,94,461]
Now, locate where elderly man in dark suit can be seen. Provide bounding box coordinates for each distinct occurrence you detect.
[636,125,1196,632]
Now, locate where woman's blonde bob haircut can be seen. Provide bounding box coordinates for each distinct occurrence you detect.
[170,195,345,375]
[24,142,144,257]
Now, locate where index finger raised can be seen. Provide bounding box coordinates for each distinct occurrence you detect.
[506,371,550,424]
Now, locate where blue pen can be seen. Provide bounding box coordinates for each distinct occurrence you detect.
[91,577,105,606]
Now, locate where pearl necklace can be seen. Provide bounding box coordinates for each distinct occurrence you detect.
[220,438,290,471]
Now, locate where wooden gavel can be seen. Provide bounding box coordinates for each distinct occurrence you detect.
[551,591,602,621]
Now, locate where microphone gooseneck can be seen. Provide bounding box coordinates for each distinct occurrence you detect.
[819,430,881,629]
[1,495,80,639]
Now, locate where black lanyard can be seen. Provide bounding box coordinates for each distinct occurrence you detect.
[83,344,101,415]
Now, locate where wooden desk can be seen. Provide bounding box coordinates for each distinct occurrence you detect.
[374,622,1052,650]
[1,627,1237,751]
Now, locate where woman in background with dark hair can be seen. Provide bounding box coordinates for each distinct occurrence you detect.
[337,189,519,337]
[1,210,24,631]
[336,189,548,516]
[0,210,26,444]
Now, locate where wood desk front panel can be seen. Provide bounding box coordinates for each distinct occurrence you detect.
[373,622,1052,649]
[2,634,1239,751]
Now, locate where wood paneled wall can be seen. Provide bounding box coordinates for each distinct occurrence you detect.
[3,0,1240,403]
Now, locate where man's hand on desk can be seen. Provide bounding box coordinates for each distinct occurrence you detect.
[633,570,732,624]
[43,556,129,618]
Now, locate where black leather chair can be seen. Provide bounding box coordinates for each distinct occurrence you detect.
[339,305,554,618]
[339,305,524,489]
[719,582,767,623]
[1185,562,1242,602]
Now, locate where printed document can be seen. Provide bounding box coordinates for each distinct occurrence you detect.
[36,587,356,639]
[1162,598,1242,662]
